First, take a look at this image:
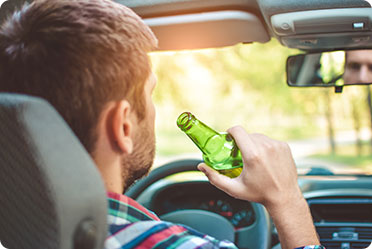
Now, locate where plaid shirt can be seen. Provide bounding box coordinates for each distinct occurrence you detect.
[104,192,325,249]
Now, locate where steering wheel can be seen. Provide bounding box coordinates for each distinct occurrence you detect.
[126,159,272,249]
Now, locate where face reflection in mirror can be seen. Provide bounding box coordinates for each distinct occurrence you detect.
[287,50,372,87]
[344,50,372,85]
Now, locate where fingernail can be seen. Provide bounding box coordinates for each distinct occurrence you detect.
[199,167,206,173]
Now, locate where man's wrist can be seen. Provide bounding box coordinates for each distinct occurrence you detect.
[265,186,305,215]
[265,189,321,249]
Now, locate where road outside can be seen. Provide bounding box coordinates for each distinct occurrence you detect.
[154,128,372,175]
[290,128,372,174]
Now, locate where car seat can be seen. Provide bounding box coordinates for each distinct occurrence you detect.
[0,93,107,249]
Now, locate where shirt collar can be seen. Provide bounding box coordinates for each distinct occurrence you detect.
[107,191,160,225]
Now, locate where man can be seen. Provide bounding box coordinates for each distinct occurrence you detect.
[344,50,372,84]
[0,0,323,248]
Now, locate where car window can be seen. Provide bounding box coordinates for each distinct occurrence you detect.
[151,40,372,176]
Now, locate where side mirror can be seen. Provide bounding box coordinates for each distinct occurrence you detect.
[286,50,372,92]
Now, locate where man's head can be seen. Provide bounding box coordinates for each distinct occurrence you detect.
[0,0,158,191]
[344,50,372,84]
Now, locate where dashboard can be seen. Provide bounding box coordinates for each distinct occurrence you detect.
[150,182,256,230]
[310,197,372,249]
[300,176,372,249]
[136,173,372,249]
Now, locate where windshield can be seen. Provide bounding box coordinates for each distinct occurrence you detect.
[151,40,372,176]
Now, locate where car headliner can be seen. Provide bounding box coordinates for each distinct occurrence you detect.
[116,0,372,51]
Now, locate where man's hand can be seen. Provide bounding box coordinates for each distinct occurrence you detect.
[197,125,320,249]
[197,125,300,207]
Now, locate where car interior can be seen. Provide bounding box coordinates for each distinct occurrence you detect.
[1,0,372,249]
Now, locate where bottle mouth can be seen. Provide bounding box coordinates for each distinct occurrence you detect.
[177,112,194,131]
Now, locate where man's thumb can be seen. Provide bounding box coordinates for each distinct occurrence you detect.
[197,163,231,190]
[197,163,214,177]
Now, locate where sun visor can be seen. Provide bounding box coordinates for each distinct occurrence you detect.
[271,8,372,51]
[143,10,270,51]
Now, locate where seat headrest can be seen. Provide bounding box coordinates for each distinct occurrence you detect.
[0,93,107,249]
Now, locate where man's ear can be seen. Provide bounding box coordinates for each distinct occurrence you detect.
[111,100,133,154]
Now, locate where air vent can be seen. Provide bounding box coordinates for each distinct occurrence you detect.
[321,241,371,249]
[356,227,372,240]
[321,241,340,249]
[309,198,372,223]
[350,241,372,248]
[316,226,372,249]
[320,241,371,249]
[309,198,372,248]
[317,227,337,239]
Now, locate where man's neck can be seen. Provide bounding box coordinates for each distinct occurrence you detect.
[92,150,124,194]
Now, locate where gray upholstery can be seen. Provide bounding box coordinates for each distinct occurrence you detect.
[0,93,107,249]
[258,0,370,20]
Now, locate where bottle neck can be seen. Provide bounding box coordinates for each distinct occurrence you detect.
[177,112,219,153]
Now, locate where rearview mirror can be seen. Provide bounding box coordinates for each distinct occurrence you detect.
[287,50,372,91]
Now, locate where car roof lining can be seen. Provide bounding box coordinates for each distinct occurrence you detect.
[258,0,370,23]
[115,0,262,19]
[258,0,372,51]
[116,0,372,51]
[145,10,269,50]
[116,0,270,51]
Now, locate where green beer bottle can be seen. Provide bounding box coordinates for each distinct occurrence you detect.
[177,112,243,178]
